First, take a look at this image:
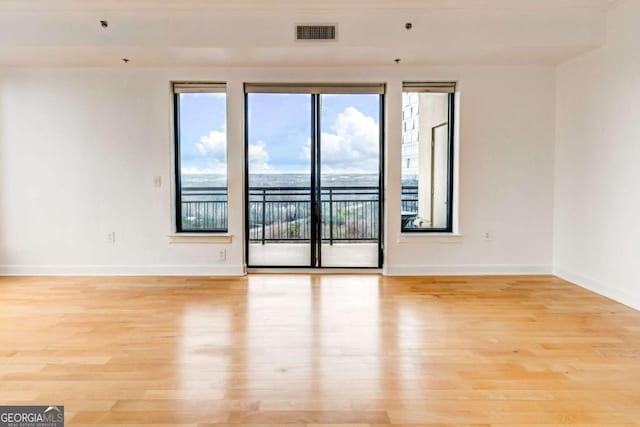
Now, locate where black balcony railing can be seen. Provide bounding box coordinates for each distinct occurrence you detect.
[247,186,380,244]
[180,185,419,241]
[247,187,312,243]
[181,187,228,231]
[401,185,418,214]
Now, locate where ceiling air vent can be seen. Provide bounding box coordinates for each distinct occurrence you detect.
[295,24,337,41]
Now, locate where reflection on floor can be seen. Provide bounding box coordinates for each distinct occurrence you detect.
[248,242,379,267]
[0,274,639,425]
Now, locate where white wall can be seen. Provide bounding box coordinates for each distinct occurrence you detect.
[554,0,640,309]
[387,68,555,274]
[0,66,555,275]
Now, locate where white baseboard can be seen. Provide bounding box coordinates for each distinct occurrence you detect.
[554,266,640,311]
[383,264,552,276]
[0,264,246,276]
[0,263,548,277]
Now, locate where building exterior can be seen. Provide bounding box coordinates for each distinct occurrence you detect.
[401,91,450,228]
[401,92,420,185]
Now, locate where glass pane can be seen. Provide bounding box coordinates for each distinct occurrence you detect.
[177,92,228,231]
[319,94,380,267]
[247,93,312,266]
[401,92,451,231]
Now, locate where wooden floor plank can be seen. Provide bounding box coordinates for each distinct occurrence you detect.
[0,274,639,425]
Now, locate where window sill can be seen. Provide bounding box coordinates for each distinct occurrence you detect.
[397,233,463,244]
[168,233,233,244]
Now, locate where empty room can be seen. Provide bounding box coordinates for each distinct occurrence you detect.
[0,0,639,425]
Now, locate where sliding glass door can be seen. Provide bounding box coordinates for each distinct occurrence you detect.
[246,93,313,266]
[318,94,381,267]
[245,85,383,268]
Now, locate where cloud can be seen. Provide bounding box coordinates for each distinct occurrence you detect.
[302,106,379,174]
[196,130,226,158]
[183,128,227,174]
[248,140,276,173]
[186,128,276,174]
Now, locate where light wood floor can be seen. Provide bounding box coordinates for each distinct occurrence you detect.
[0,274,639,426]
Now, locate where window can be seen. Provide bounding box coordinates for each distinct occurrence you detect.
[401,82,455,232]
[173,82,228,232]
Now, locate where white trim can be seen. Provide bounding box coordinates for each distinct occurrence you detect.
[397,233,463,243]
[554,266,640,311]
[0,264,245,276]
[168,233,233,244]
[384,264,551,276]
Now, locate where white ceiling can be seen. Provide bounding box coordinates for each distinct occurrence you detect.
[0,0,616,67]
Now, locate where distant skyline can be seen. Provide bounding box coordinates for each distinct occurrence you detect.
[179,93,380,175]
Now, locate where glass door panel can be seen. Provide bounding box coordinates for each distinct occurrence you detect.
[318,94,381,267]
[246,93,312,267]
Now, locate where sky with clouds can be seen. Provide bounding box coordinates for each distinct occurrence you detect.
[179,92,380,175]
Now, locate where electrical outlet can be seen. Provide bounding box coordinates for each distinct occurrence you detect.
[153,176,162,187]
[217,249,226,261]
[483,231,493,242]
[106,232,116,243]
